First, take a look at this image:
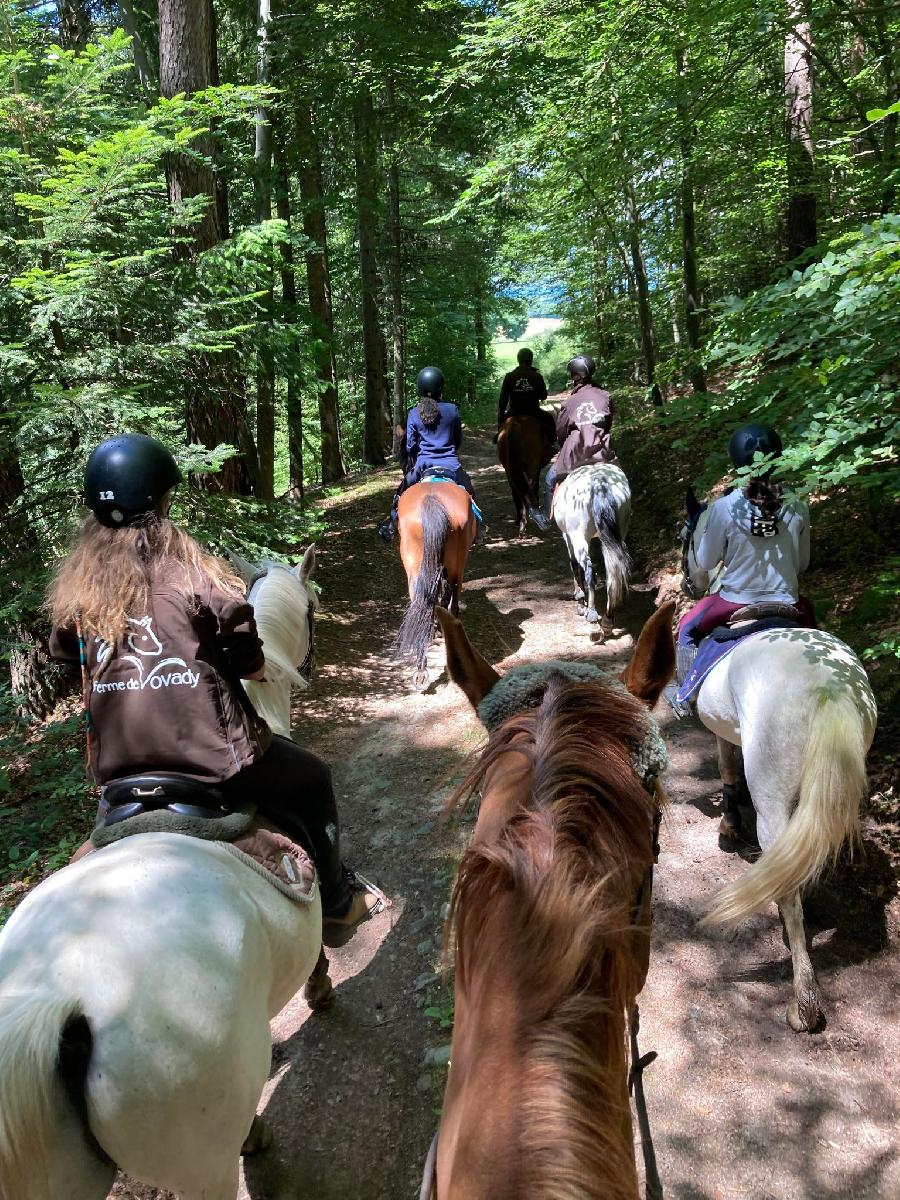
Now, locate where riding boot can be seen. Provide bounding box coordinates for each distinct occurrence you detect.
[377,500,399,543]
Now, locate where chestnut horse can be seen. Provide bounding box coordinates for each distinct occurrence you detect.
[497,414,554,534]
[430,603,676,1200]
[396,481,476,681]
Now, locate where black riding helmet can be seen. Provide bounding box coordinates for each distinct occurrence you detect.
[728,423,783,470]
[567,354,596,381]
[84,434,182,528]
[416,366,445,398]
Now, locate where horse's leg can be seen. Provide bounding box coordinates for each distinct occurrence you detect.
[716,736,742,842]
[302,946,334,1011]
[779,890,823,1033]
[562,531,586,605]
[569,528,598,622]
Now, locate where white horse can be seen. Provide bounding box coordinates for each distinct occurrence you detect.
[553,462,631,631]
[0,550,328,1200]
[681,506,877,1031]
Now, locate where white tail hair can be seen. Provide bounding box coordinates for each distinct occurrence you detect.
[243,564,318,737]
[705,690,866,924]
[0,993,80,1199]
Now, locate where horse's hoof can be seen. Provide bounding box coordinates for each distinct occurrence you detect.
[718,814,741,841]
[303,972,335,1012]
[786,997,824,1034]
[584,608,600,624]
[413,669,430,692]
[241,1116,273,1156]
[600,616,614,635]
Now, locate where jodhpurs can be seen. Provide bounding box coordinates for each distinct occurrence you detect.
[220,735,349,914]
[677,594,817,646]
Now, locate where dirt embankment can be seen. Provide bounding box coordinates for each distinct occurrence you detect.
[113,430,899,1200]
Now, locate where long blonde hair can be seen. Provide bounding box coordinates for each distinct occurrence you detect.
[46,513,245,647]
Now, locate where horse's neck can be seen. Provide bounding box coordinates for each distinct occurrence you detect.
[443,891,638,1200]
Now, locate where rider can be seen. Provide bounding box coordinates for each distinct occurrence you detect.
[531,353,616,530]
[48,433,382,946]
[377,366,483,543]
[675,422,813,679]
[495,347,556,446]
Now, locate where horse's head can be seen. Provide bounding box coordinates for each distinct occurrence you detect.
[679,486,711,600]
[234,545,319,737]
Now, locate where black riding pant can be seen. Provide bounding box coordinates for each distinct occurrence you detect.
[220,735,350,914]
[391,463,477,521]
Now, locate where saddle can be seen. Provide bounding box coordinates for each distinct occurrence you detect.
[675,605,802,705]
[419,471,484,525]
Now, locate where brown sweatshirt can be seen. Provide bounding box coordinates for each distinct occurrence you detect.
[554,382,617,477]
[50,576,272,784]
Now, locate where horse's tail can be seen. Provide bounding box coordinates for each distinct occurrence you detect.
[0,995,100,1199]
[706,690,866,924]
[396,493,451,670]
[591,479,631,611]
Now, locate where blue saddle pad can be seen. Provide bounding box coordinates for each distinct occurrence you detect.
[420,474,482,523]
[675,618,798,705]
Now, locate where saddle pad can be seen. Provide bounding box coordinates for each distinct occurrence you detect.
[91,804,255,849]
[73,819,318,904]
[420,475,483,524]
[675,619,798,704]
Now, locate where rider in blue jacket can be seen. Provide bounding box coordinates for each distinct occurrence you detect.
[378,367,481,541]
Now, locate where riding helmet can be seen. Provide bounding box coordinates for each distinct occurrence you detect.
[416,366,445,399]
[728,423,783,470]
[84,433,182,528]
[567,354,596,381]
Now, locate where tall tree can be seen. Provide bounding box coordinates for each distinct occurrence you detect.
[784,0,817,259]
[295,98,346,483]
[253,0,275,500]
[675,44,706,392]
[353,83,389,465]
[384,77,406,454]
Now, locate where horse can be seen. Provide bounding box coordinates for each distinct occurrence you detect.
[553,462,632,632]
[229,545,318,736]
[396,480,476,684]
[680,502,878,1031]
[427,602,676,1200]
[0,551,332,1200]
[497,414,554,534]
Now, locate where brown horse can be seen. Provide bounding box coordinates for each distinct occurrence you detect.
[429,603,676,1200]
[497,414,554,534]
[396,481,477,682]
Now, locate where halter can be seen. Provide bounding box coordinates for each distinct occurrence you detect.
[421,665,666,1200]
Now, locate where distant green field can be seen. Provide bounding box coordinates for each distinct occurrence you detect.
[492,331,576,393]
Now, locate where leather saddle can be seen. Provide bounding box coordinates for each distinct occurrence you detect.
[710,602,800,644]
[101,773,231,826]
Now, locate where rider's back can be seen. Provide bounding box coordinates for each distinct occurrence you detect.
[697,488,810,605]
[555,382,615,473]
[49,572,270,784]
[407,401,462,469]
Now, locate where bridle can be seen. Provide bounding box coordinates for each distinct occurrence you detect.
[419,770,665,1200]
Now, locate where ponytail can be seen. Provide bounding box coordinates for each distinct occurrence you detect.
[744,476,783,537]
[418,395,441,430]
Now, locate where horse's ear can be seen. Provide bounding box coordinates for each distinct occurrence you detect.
[621,601,676,708]
[295,544,316,585]
[686,487,702,519]
[228,550,258,587]
[435,607,500,709]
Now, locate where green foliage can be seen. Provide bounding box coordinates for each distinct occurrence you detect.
[666,215,900,499]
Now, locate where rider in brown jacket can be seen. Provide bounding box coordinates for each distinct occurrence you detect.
[531,354,616,529]
[49,434,382,946]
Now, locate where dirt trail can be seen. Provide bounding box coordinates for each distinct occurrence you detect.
[114,432,899,1200]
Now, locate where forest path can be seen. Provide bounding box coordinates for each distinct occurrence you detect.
[114,430,899,1200]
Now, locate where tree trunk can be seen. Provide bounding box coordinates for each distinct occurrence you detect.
[872,8,897,212]
[158,0,251,493]
[119,0,154,90]
[353,85,388,465]
[675,46,707,392]
[784,1,817,260]
[385,79,406,455]
[295,99,345,483]
[624,181,663,406]
[273,142,303,501]
[253,0,275,501]
[57,0,91,51]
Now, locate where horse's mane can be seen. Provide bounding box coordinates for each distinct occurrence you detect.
[244,565,318,736]
[449,676,657,1200]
